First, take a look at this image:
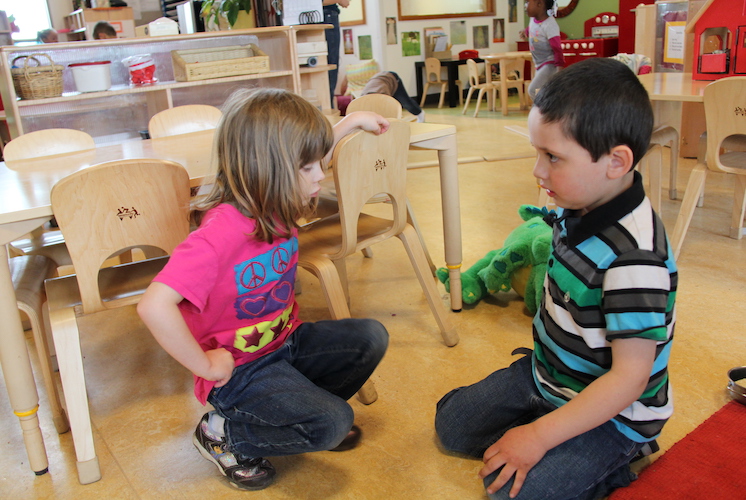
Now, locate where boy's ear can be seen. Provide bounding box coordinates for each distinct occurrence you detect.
[606,145,635,179]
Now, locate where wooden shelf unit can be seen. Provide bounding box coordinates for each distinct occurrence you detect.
[0,26,333,144]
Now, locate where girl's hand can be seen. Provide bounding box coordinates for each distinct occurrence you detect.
[479,423,548,498]
[204,348,235,387]
[348,110,390,134]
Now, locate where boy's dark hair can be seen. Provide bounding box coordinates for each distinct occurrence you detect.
[533,58,653,168]
[92,21,117,39]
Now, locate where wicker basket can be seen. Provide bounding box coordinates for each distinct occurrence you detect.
[172,44,270,82]
[11,53,64,99]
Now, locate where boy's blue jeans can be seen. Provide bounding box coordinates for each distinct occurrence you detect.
[435,354,644,500]
[208,318,388,459]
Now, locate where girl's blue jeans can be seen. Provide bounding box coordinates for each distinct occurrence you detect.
[435,354,644,500]
[208,318,388,459]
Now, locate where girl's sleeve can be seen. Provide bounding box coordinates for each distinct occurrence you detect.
[549,36,565,67]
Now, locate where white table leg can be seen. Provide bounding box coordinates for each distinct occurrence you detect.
[411,133,463,311]
[0,243,49,475]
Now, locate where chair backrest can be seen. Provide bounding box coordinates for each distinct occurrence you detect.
[3,129,95,161]
[424,57,443,84]
[332,119,410,258]
[501,57,526,82]
[148,104,222,139]
[50,159,192,314]
[703,77,746,175]
[346,94,403,119]
[466,59,483,87]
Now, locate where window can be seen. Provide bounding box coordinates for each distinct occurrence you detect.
[0,0,52,43]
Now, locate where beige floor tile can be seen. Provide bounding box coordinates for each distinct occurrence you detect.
[1,101,744,499]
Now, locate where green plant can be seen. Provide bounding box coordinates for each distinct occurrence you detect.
[201,0,252,28]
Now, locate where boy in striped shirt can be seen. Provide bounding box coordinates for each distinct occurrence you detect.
[435,58,676,500]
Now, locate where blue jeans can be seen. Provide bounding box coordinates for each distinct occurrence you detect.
[208,318,388,459]
[324,6,340,105]
[435,355,643,500]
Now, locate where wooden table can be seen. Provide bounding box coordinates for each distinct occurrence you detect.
[0,121,463,478]
[638,72,707,141]
[480,51,533,116]
[638,73,710,258]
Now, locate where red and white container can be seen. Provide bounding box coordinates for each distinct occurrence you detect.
[122,54,158,86]
[68,61,112,93]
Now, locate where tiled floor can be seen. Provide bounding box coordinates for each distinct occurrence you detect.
[2,102,745,499]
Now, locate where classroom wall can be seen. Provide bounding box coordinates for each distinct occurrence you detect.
[554,0,618,39]
[338,0,523,97]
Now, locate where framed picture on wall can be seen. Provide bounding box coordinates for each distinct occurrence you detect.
[473,25,489,49]
[493,18,505,42]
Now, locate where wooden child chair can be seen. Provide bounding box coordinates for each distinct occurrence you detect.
[671,77,746,259]
[297,120,459,359]
[45,159,191,484]
[420,57,462,109]
[462,59,497,117]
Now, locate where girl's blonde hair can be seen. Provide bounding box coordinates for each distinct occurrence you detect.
[194,88,333,243]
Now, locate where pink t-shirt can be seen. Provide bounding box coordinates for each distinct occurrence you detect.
[154,204,301,404]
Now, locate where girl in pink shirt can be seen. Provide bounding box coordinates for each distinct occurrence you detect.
[138,88,390,491]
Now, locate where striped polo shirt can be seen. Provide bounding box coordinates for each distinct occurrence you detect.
[532,171,677,443]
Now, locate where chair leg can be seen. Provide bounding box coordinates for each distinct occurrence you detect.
[669,133,680,201]
[397,224,459,347]
[296,256,377,403]
[46,297,101,484]
[420,82,430,107]
[457,81,464,106]
[357,380,378,404]
[671,163,707,260]
[462,88,475,115]
[641,144,663,214]
[406,199,436,275]
[730,175,746,240]
[474,89,486,118]
[437,83,446,108]
[298,255,352,320]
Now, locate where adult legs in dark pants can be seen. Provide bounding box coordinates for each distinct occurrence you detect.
[324,6,341,107]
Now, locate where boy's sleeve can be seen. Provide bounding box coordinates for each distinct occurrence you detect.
[602,249,674,343]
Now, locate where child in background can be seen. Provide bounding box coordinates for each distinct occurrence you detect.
[138,88,390,491]
[37,28,58,43]
[361,71,426,122]
[92,21,117,39]
[435,58,677,500]
[523,0,564,101]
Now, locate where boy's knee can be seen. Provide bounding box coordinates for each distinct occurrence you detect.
[434,388,464,451]
[359,319,389,356]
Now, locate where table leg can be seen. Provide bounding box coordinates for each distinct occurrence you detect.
[412,133,463,311]
[415,63,424,106]
[0,244,49,475]
[447,65,460,108]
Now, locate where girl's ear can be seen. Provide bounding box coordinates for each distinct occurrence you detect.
[607,145,635,179]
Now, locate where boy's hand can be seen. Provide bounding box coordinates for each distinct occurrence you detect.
[479,423,548,498]
[204,348,235,387]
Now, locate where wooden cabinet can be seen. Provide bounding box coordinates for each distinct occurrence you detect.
[0,26,333,144]
[64,7,136,41]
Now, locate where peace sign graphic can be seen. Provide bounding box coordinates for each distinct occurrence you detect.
[271,247,290,274]
[239,261,266,290]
